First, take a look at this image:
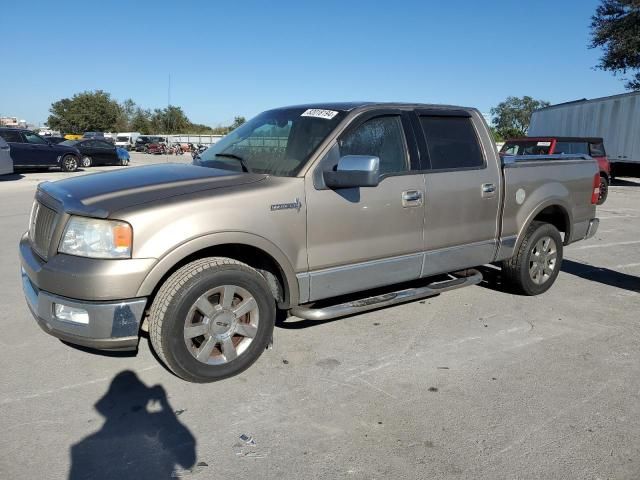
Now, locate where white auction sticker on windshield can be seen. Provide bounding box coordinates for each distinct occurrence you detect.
[537,141,551,146]
[301,109,339,120]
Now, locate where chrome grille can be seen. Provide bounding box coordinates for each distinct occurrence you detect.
[29,201,59,260]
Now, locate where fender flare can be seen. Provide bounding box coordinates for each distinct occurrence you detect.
[136,231,300,307]
[514,200,573,254]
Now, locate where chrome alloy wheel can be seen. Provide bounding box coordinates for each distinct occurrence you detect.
[529,236,557,285]
[184,285,259,365]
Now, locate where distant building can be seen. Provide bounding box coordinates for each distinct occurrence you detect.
[0,116,27,128]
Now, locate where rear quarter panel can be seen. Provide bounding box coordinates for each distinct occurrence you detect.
[499,158,598,259]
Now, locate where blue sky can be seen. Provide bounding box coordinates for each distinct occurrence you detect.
[0,0,627,127]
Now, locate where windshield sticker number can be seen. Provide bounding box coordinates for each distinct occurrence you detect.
[537,141,551,147]
[301,109,339,120]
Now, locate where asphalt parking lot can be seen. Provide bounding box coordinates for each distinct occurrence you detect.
[1,153,639,479]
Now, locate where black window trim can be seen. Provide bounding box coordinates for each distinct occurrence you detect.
[412,111,487,173]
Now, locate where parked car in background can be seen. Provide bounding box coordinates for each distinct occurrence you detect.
[44,136,67,144]
[82,132,105,139]
[116,146,130,165]
[147,142,166,154]
[134,135,156,152]
[500,137,610,204]
[61,139,129,167]
[114,132,141,151]
[82,132,115,144]
[146,137,168,154]
[0,136,13,175]
[64,134,83,141]
[0,128,81,171]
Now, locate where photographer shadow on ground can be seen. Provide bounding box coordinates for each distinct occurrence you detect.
[69,370,196,480]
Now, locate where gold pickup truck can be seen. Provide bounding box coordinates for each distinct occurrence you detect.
[20,102,600,382]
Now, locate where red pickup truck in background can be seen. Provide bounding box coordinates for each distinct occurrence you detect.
[500,137,610,205]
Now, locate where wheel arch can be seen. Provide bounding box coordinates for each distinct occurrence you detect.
[515,201,572,253]
[137,232,299,309]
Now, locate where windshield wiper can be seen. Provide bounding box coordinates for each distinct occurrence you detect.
[214,153,252,173]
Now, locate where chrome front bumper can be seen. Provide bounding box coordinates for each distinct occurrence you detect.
[22,268,147,351]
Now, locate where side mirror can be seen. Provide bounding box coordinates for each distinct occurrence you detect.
[323,155,380,189]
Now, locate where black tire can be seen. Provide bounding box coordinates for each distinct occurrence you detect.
[81,156,92,168]
[597,175,608,205]
[149,257,276,383]
[500,222,563,296]
[61,155,78,172]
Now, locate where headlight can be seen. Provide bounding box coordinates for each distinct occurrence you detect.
[59,217,132,259]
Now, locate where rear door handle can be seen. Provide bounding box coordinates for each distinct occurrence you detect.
[402,190,423,207]
[481,183,496,198]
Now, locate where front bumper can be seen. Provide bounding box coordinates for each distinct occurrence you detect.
[22,268,147,351]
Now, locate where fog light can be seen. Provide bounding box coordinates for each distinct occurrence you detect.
[54,304,89,324]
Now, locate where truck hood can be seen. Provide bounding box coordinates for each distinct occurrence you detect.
[38,163,267,218]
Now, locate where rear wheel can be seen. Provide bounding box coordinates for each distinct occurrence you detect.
[148,257,276,383]
[81,156,92,168]
[500,222,563,295]
[61,155,78,172]
[597,175,608,205]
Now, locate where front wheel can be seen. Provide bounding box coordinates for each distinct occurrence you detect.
[500,222,563,295]
[61,155,78,172]
[120,157,129,166]
[149,257,276,383]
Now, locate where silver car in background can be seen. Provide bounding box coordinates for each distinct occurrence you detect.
[0,136,13,175]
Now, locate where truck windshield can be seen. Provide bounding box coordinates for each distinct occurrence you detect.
[501,141,551,156]
[116,136,129,142]
[196,107,346,176]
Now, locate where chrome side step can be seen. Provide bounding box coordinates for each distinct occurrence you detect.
[290,269,482,321]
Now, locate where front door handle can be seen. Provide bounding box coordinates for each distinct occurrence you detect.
[481,183,496,198]
[402,190,423,207]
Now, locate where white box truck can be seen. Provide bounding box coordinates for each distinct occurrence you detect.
[115,132,141,151]
[529,91,640,176]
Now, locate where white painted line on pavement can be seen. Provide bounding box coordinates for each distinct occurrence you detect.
[573,240,640,250]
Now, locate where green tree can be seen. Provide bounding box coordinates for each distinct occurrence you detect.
[488,126,504,143]
[130,108,152,134]
[590,0,640,90]
[47,90,122,133]
[490,96,550,139]
[230,116,246,130]
[149,106,192,134]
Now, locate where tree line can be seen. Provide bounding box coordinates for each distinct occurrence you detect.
[46,90,245,135]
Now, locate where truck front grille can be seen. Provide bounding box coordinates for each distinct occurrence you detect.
[29,201,59,260]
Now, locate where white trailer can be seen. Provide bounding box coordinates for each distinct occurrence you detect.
[529,91,640,172]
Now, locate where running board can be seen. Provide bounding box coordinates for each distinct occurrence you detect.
[290,269,482,321]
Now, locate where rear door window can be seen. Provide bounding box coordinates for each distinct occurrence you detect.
[554,141,589,155]
[553,142,570,154]
[419,116,484,170]
[571,142,589,155]
[0,130,23,143]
